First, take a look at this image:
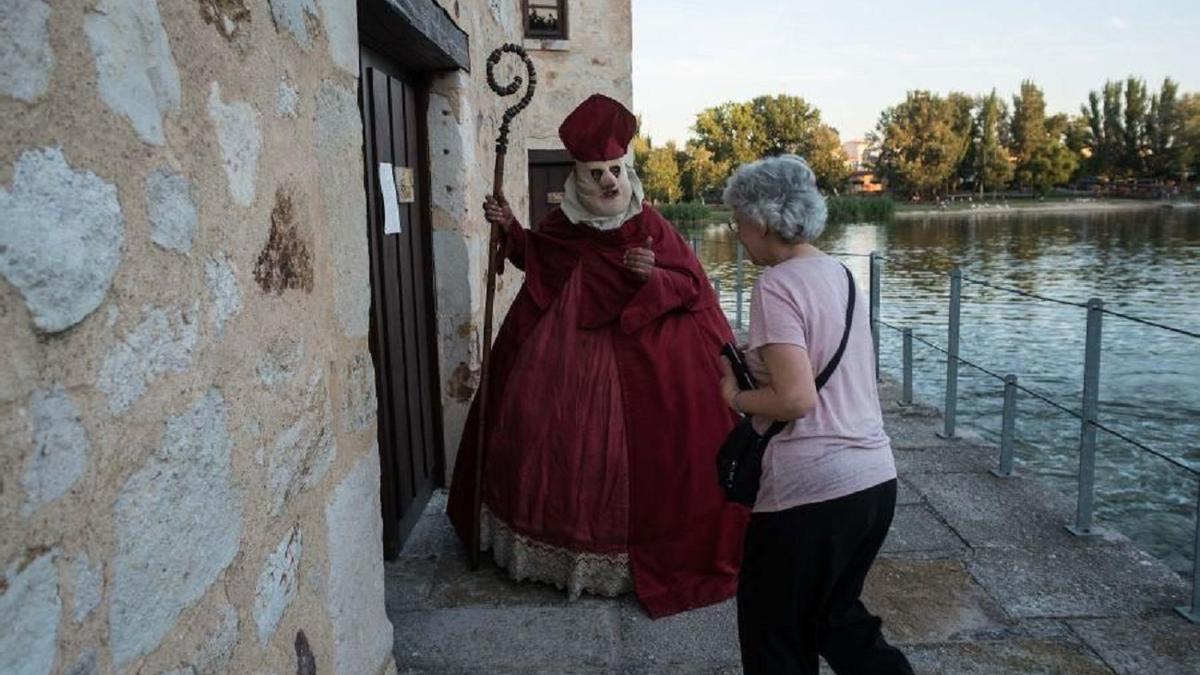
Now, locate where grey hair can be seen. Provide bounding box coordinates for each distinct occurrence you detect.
[722,154,827,243]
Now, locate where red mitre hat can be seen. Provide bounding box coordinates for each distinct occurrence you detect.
[558,94,637,162]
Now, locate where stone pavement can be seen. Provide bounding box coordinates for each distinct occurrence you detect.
[385,380,1200,674]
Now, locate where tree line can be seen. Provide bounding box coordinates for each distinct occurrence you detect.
[634,78,1200,203]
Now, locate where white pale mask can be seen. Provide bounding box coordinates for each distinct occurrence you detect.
[574,159,633,217]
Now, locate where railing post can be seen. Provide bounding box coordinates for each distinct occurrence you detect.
[735,241,745,331]
[1067,298,1104,537]
[1177,482,1200,623]
[870,251,882,381]
[938,268,962,439]
[901,328,913,406]
[992,374,1018,478]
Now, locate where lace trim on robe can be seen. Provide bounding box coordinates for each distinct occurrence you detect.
[480,506,633,600]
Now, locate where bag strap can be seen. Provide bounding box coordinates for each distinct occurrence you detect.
[762,264,857,438]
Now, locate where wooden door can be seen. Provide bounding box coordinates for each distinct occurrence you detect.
[528,150,574,229]
[360,47,443,559]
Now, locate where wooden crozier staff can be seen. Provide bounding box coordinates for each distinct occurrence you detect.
[471,44,537,570]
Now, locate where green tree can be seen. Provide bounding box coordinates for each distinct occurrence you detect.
[975,90,1013,195]
[692,95,847,191]
[871,91,968,199]
[1122,76,1149,173]
[1102,80,1126,175]
[1179,93,1200,180]
[946,92,977,192]
[642,142,682,203]
[692,101,761,167]
[680,143,728,203]
[1010,81,1075,192]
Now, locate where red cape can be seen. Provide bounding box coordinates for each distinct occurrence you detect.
[447,204,748,618]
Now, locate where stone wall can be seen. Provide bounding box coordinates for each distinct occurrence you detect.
[0,1,632,673]
[523,0,635,150]
[0,1,390,673]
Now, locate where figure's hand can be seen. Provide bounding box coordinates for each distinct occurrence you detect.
[623,236,655,281]
[483,195,515,232]
[718,356,741,411]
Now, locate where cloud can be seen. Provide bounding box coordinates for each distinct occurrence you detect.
[1108,17,1129,30]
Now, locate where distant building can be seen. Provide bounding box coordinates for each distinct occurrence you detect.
[848,170,885,193]
[842,138,871,171]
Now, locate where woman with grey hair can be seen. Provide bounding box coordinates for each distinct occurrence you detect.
[717,155,911,674]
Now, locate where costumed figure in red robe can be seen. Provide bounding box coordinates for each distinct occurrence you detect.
[447,93,748,618]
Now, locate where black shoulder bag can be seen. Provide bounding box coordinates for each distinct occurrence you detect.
[716,264,857,506]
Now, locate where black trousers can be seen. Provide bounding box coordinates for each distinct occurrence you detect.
[737,479,913,675]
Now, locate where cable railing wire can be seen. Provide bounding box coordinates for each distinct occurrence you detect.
[1098,307,1200,341]
[960,275,1088,308]
[877,319,1198,478]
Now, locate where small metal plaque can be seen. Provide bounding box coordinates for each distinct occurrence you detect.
[393,166,415,204]
[546,191,564,205]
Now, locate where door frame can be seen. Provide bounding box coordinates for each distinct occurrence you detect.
[358,44,447,560]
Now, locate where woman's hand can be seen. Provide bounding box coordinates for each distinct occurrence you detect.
[623,236,655,281]
[718,355,742,411]
[483,195,515,232]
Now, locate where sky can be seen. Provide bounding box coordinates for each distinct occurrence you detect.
[631,0,1200,145]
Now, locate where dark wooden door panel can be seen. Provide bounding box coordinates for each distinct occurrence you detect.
[360,46,442,559]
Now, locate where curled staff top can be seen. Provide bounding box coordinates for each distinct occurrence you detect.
[487,44,537,154]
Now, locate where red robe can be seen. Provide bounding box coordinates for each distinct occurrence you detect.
[447,204,749,618]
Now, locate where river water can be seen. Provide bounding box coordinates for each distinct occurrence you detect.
[686,206,1200,575]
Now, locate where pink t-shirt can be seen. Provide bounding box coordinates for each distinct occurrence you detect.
[745,254,896,513]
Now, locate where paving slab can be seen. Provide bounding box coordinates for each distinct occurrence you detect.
[893,445,995,474]
[886,416,979,451]
[1069,615,1200,675]
[968,545,1189,619]
[392,606,620,672]
[903,471,1127,551]
[617,597,741,670]
[904,639,1113,674]
[862,559,1010,644]
[385,555,438,612]
[882,504,965,555]
[896,476,922,505]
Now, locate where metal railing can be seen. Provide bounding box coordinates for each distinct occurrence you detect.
[694,233,1200,624]
[871,255,1200,625]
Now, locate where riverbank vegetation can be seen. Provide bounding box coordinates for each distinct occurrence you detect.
[636,77,1200,208]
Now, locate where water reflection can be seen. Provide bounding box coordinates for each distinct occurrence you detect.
[685,207,1200,575]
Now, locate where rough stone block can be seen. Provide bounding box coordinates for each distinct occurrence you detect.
[0,147,124,332]
[109,390,242,666]
[326,447,393,675]
[255,525,302,644]
[316,0,359,75]
[205,252,242,337]
[69,553,102,623]
[146,169,198,254]
[207,82,262,207]
[22,386,90,515]
[0,0,54,102]
[0,550,60,675]
[84,0,180,144]
[97,303,199,413]
[268,0,320,48]
[267,370,335,514]
[315,81,369,337]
